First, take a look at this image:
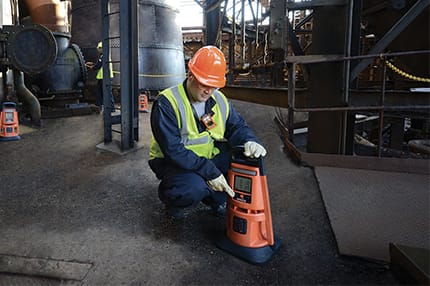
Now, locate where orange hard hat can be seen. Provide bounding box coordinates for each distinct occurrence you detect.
[188,46,226,88]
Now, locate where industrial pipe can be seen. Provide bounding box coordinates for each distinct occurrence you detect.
[22,0,86,103]
[0,71,4,103]
[14,70,41,126]
[23,0,70,33]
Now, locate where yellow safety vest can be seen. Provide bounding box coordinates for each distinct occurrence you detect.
[96,59,114,79]
[150,84,230,160]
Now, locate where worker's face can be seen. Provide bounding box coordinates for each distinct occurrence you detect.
[188,74,216,102]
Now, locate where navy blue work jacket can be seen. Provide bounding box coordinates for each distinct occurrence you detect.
[149,80,260,180]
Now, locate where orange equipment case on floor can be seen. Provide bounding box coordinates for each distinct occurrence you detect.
[138,93,149,113]
[0,102,20,141]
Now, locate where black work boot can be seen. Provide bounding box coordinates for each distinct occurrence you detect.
[211,202,227,217]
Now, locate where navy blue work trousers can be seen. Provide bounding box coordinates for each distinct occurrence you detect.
[148,143,232,209]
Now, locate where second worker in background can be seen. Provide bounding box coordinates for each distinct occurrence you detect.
[86,41,115,113]
[149,45,267,219]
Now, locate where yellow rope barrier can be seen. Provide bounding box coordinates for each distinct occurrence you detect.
[385,60,430,83]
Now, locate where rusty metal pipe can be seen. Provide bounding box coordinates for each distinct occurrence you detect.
[24,0,70,33]
[14,70,41,126]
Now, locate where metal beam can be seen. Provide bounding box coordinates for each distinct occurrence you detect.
[286,0,346,10]
[286,19,305,56]
[221,85,312,108]
[294,11,314,29]
[222,86,430,109]
[350,0,430,81]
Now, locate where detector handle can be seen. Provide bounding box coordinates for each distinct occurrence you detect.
[231,145,265,175]
[1,102,17,110]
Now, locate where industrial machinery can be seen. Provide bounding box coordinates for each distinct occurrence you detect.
[0,0,89,124]
[20,0,88,116]
[217,148,281,265]
[0,22,58,125]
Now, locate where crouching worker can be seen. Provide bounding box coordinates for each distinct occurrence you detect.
[148,45,267,219]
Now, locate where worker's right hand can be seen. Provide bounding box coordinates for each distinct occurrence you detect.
[207,174,235,197]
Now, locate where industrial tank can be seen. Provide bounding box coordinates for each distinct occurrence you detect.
[71,0,186,97]
[138,0,185,91]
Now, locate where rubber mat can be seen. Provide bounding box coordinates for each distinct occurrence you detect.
[314,166,430,262]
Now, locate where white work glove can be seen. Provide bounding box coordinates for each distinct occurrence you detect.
[207,174,235,197]
[243,141,267,158]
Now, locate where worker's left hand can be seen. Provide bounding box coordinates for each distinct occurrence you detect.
[243,141,267,158]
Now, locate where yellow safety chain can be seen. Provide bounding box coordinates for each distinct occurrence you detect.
[385,60,430,83]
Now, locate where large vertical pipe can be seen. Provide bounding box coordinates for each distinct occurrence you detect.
[23,0,70,33]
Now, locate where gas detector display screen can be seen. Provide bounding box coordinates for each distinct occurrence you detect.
[234,175,252,193]
[5,112,13,122]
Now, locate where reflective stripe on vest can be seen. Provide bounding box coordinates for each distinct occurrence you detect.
[169,86,228,147]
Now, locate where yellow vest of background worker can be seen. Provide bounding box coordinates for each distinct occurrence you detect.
[96,60,114,79]
[150,84,230,160]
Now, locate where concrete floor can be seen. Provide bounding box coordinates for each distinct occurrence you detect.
[0,101,398,285]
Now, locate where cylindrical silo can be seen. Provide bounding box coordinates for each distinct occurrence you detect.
[72,0,186,99]
[137,0,186,91]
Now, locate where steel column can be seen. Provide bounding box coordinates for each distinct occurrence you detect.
[119,0,139,150]
[287,63,296,143]
[205,0,220,45]
[101,0,112,143]
[286,0,347,10]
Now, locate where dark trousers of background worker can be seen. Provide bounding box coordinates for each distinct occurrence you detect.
[95,79,115,111]
[149,142,231,212]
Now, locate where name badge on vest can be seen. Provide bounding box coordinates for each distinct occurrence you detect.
[201,113,217,130]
